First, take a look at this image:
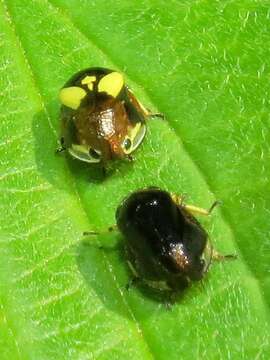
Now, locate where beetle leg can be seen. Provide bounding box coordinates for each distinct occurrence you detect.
[83,230,100,236]
[183,202,220,216]
[207,200,222,214]
[83,224,117,237]
[126,154,134,162]
[203,240,237,274]
[173,195,221,216]
[165,291,178,309]
[171,193,186,206]
[126,88,164,120]
[202,240,213,274]
[55,146,66,154]
[55,137,66,154]
[125,276,141,290]
[211,249,237,261]
[83,225,120,253]
[147,111,165,120]
[123,153,134,162]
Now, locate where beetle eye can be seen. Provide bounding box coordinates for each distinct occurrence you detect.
[123,138,132,151]
[89,148,101,159]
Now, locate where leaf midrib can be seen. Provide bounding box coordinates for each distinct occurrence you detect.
[2,1,155,358]
[45,0,270,316]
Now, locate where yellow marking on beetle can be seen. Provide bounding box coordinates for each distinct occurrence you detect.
[71,144,89,154]
[127,88,149,116]
[98,72,124,97]
[81,75,96,84]
[81,75,96,91]
[59,87,86,110]
[69,144,101,163]
[122,122,146,154]
[129,122,141,141]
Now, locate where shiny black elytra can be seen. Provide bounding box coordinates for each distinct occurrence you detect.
[116,188,211,292]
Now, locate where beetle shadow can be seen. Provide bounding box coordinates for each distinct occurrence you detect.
[32,106,135,190]
[76,237,130,319]
[76,235,187,320]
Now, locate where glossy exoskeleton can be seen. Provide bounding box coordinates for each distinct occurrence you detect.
[116,188,211,292]
[58,67,157,166]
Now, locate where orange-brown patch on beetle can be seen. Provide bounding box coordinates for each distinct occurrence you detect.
[59,67,152,166]
[71,96,130,160]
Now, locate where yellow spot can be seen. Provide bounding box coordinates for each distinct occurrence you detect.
[98,72,124,97]
[69,144,101,163]
[81,75,96,84]
[81,75,96,91]
[71,144,89,154]
[87,83,93,91]
[122,122,146,154]
[59,87,86,110]
[129,122,141,142]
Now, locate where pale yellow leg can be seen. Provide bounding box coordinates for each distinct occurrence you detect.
[171,194,185,207]
[203,241,236,276]
[172,194,220,216]
[147,111,165,119]
[83,224,117,236]
[184,204,212,216]
[126,88,164,119]
[55,137,66,154]
[212,249,237,261]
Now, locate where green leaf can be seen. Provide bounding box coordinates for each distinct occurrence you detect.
[1,0,269,358]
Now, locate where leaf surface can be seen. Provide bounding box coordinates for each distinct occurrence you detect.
[0,0,269,358]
